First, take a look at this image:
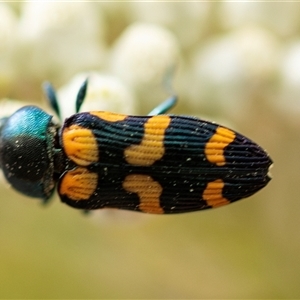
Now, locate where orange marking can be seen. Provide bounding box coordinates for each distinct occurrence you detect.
[202,179,230,207]
[62,125,98,166]
[204,127,235,166]
[59,167,98,201]
[124,115,171,166]
[123,174,164,214]
[90,111,127,122]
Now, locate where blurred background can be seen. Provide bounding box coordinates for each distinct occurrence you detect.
[0,1,299,298]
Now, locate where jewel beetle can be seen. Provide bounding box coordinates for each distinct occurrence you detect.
[0,80,272,214]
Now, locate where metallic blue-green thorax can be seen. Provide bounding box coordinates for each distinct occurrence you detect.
[0,106,56,200]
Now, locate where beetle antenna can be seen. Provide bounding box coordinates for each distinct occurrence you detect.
[75,78,88,113]
[147,95,177,116]
[43,81,61,119]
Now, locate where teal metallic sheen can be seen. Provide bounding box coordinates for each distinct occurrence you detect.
[0,106,56,200]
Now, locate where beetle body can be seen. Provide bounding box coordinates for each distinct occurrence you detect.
[0,86,272,214]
